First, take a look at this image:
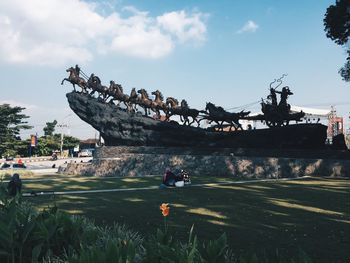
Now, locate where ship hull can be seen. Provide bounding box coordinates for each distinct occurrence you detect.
[67,92,328,149]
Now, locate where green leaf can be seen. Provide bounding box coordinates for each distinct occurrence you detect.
[31,244,42,263]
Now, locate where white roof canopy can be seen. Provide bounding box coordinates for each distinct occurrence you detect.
[290,105,330,118]
[245,105,331,119]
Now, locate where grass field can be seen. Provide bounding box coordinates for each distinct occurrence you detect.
[21,175,350,262]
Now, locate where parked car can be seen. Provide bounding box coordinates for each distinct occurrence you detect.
[0,163,27,169]
[78,149,93,157]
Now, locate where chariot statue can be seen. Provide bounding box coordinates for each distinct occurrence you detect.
[261,75,304,127]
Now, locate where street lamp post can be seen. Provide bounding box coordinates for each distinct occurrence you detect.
[57,114,72,157]
[57,124,68,157]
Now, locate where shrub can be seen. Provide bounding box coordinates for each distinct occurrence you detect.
[0,184,312,262]
[0,183,143,263]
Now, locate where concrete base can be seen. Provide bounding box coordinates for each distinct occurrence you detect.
[60,146,350,178]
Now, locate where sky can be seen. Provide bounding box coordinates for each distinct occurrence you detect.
[0,0,349,139]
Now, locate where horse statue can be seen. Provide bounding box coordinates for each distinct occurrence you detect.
[137,89,156,116]
[151,90,168,119]
[87,74,109,101]
[128,88,139,111]
[204,102,250,131]
[107,81,132,110]
[61,66,87,93]
[180,100,205,126]
[165,97,182,120]
[166,97,204,126]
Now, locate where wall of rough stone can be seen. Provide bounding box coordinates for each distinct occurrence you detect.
[60,146,350,178]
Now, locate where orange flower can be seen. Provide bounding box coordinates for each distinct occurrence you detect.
[160,203,170,217]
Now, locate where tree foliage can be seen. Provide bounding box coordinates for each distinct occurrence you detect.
[324,0,350,81]
[339,50,350,81]
[63,135,80,150]
[41,120,80,154]
[43,120,57,136]
[0,104,32,157]
[36,134,80,156]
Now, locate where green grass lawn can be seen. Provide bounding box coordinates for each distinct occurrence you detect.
[24,176,350,262]
[0,169,35,178]
[20,175,239,193]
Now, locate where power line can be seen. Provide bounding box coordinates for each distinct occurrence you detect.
[225,100,261,111]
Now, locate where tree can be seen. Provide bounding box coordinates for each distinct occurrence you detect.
[62,135,80,150]
[324,0,350,81]
[0,104,32,157]
[36,133,80,156]
[43,120,57,136]
[36,136,61,156]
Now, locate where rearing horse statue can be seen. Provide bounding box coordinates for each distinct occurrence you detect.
[61,66,87,93]
[108,81,130,108]
[165,97,182,121]
[87,74,109,101]
[128,88,139,112]
[151,90,168,119]
[137,89,156,116]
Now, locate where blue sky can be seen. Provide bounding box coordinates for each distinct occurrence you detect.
[0,0,348,139]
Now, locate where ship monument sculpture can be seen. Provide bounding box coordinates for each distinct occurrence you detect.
[62,65,328,150]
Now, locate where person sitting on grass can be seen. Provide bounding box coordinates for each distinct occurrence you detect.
[162,168,176,186]
[180,169,191,185]
[7,173,22,197]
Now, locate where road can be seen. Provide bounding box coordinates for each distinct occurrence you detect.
[0,157,93,173]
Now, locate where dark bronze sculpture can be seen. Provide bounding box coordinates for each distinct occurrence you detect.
[61,66,87,93]
[137,88,156,116]
[179,100,204,127]
[61,66,306,129]
[204,102,250,131]
[260,76,305,127]
[87,74,109,101]
[165,97,182,120]
[66,91,328,149]
[108,81,131,109]
[62,65,329,151]
[165,97,204,126]
[128,88,139,111]
[151,90,168,119]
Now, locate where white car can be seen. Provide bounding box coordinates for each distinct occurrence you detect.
[79,150,93,157]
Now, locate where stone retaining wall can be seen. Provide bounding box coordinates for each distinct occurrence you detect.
[60,147,350,178]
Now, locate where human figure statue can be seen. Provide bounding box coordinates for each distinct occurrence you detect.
[7,173,22,196]
[269,88,278,106]
[276,87,292,109]
[75,64,81,76]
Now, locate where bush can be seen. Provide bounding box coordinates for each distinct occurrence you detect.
[0,184,312,262]
[0,183,143,263]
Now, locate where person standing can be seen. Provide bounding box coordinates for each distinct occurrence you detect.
[7,173,22,196]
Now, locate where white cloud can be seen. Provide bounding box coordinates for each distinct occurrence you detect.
[0,0,208,66]
[237,20,259,34]
[157,11,208,43]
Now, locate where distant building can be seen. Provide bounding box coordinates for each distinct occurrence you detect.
[79,138,99,150]
[291,105,344,144]
[290,105,330,124]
